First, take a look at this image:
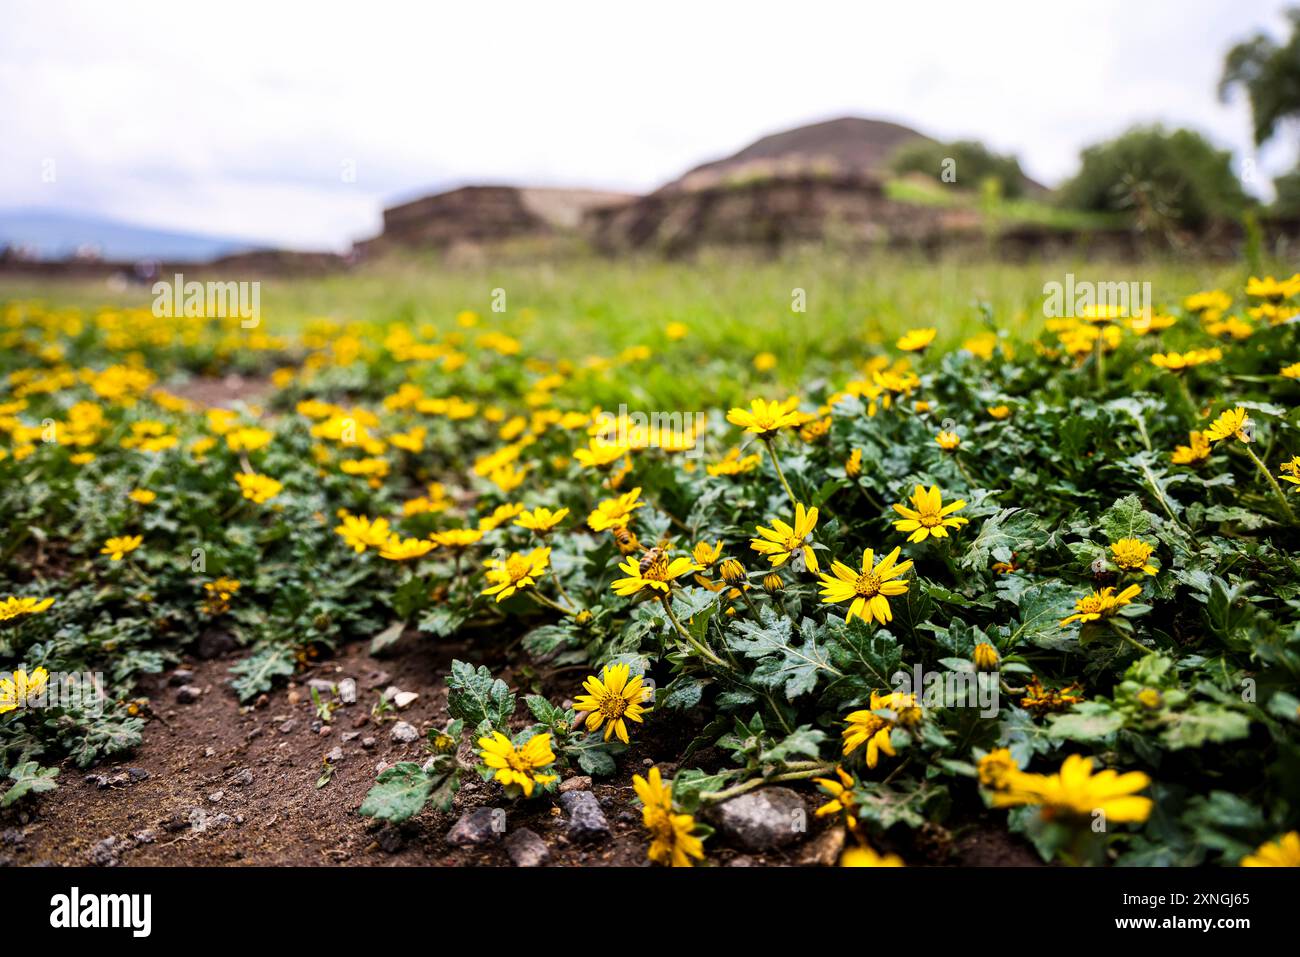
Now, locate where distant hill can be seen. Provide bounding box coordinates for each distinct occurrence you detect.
[0,209,264,262]
[660,116,937,193]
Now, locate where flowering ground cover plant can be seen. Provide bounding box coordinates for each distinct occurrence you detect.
[1,266,1299,867]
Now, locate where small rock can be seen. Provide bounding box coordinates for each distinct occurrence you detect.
[87,836,120,867]
[390,721,419,744]
[798,826,846,867]
[709,787,808,852]
[188,808,209,831]
[319,724,333,736]
[559,775,592,793]
[230,768,254,787]
[376,823,404,853]
[504,828,550,867]
[176,685,203,704]
[169,668,195,686]
[246,727,264,741]
[325,747,345,764]
[253,694,269,709]
[361,736,377,750]
[338,678,358,705]
[278,720,297,734]
[392,691,419,709]
[204,747,216,758]
[340,731,361,743]
[132,829,156,845]
[558,790,610,843]
[446,807,503,846]
[208,790,224,803]
[196,629,236,659]
[128,767,149,782]
[307,679,336,693]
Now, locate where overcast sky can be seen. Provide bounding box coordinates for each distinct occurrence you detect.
[2,0,1295,251]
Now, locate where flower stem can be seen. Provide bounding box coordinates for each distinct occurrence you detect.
[1092,333,1106,393]
[1243,443,1297,524]
[763,437,797,505]
[660,594,726,667]
[528,589,576,617]
[700,764,835,804]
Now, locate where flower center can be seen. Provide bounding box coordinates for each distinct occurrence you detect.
[597,691,628,720]
[854,572,882,597]
[917,507,942,527]
[505,555,530,581]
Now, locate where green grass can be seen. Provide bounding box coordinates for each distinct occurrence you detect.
[884,177,1127,231]
[0,250,1262,408]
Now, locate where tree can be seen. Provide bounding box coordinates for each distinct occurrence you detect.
[1221,9,1300,215]
[1057,125,1249,230]
[889,139,1028,199]
[1220,8,1300,148]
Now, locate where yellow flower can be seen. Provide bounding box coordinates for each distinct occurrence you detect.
[665,322,689,340]
[972,642,1000,672]
[100,535,143,561]
[818,547,912,625]
[633,767,705,867]
[840,844,905,867]
[1240,831,1300,867]
[1060,584,1141,627]
[987,405,1011,420]
[1279,457,1300,487]
[573,663,651,743]
[1281,361,1300,379]
[387,426,426,452]
[935,430,961,450]
[225,426,274,453]
[235,472,283,504]
[1184,289,1231,316]
[514,506,569,535]
[430,528,484,551]
[340,456,390,479]
[611,552,702,597]
[752,351,778,372]
[1150,348,1221,372]
[477,731,558,797]
[488,463,527,493]
[845,448,863,477]
[587,487,644,532]
[128,489,156,505]
[814,766,860,829]
[1171,430,1212,466]
[0,596,55,623]
[725,397,804,438]
[719,558,746,585]
[477,502,525,531]
[0,667,50,714]
[841,691,918,767]
[482,548,550,601]
[334,513,391,553]
[573,439,630,470]
[750,502,820,573]
[1203,407,1251,444]
[707,447,762,477]
[692,540,723,566]
[977,748,1019,788]
[1246,274,1300,301]
[1110,538,1157,575]
[379,536,436,561]
[990,754,1152,824]
[896,327,937,352]
[202,576,241,614]
[892,484,968,543]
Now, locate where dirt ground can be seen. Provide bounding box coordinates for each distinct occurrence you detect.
[0,629,1041,867]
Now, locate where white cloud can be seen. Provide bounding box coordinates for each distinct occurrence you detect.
[1,0,1292,250]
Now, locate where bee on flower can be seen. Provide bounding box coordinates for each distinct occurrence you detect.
[1203,407,1252,444]
[611,549,701,597]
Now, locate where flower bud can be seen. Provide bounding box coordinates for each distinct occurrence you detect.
[719,558,746,585]
[972,642,1000,672]
[762,573,784,595]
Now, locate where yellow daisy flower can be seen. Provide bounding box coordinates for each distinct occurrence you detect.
[1060,584,1141,627]
[990,754,1152,824]
[632,767,705,867]
[725,397,805,438]
[1110,537,1157,575]
[1240,831,1300,867]
[0,596,55,623]
[514,506,569,535]
[100,535,143,561]
[892,484,968,543]
[818,547,912,625]
[573,663,651,743]
[587,487,644,532]
[477,731,558,797]
[750,502,819,573]
[481,548,551,601]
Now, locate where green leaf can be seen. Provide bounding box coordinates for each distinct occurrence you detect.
[961,508,1044,570]
[446,660,515,734]
[726,610,842,701]
[1100,494,1151,542]
[358,760,459,822]
[229,645,296,702]
[1048,704,1124,742]
[1161,703,1251,750]
[2,761,59,807]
